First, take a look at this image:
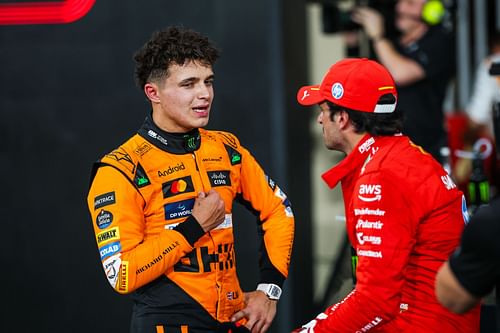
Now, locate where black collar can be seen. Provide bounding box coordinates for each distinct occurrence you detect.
[137,114,201,154]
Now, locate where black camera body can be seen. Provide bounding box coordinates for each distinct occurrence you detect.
[321,0,395,34]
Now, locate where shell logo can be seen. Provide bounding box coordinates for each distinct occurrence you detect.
[0,0,95,25]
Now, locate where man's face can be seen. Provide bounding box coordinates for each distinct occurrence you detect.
[395,0,426,33]
[152,60,214,133]
[317,102,343,151]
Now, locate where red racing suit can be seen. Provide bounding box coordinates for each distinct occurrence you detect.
[87,115,294,331]
[300,134,479,332]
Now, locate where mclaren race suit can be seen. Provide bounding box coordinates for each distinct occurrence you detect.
[87,115,294,332]
[299,134,479,333]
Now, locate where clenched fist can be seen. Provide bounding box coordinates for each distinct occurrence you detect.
[192,189,226,232]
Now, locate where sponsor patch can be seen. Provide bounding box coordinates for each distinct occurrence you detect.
[134,162,151,188]
[358,137,375,154]
[274,187,287,201]
[266,175,277,191]
[99,241,121,260]
[357,184,382,202]
[208,171,231,187]
[214,214,233,230]
[357,249,383,258]
[355,219,383,229]
[103,254,121,288]
[356,232,382,245]
[162,176,194,198]
[118,260,129,293]
[202,156,223,163]
[164,199,195,220]
[224,144,241,165]
[441,174,457,190]
[96,209,113,229]
[354,208,386,216]
[226,291,240,300]
[134,142,152,156]
[94,191,116,210]
[158,162,186,177]
[462,195,470,224]
[147,129,168,146]
[165,223,179,230]
[96,227,120,245]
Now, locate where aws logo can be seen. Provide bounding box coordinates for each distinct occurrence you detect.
[0,0,95,25]
[162,176,194,198]
[358,184,382,202]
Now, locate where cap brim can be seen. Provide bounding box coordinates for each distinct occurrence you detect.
[297,85,324,106]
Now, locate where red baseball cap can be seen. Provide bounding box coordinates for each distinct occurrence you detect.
[297,58,398,113]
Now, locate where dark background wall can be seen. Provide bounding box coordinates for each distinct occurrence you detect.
[0,1,312,332]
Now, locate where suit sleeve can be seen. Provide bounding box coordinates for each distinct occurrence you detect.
[308,171,418,332]
[87,165,203,294]
[236,145,295,287]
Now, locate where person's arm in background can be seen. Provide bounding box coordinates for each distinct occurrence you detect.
[435,262,480,314]
[466,57,500,127]
[436,199,500,314]
[351,7,425,86]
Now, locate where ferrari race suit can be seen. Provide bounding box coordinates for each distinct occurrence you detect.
[87,115,294,332]
[299,134,479,332]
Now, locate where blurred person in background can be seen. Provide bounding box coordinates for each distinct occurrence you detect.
[86,26,294,333]
[293,58,479,332]
[351,0,455,159]
[436,197,500,315]
[465,31,500,136]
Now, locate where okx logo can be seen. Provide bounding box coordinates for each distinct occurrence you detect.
[0,0,95,25]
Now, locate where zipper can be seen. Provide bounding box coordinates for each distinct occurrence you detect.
[192,150,221,319]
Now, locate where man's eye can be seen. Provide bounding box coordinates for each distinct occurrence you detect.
[205,79,214,86]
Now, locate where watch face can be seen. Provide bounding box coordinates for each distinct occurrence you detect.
[270,285,281,297]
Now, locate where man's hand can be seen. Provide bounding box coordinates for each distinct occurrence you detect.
[351,6,385,40]
[191,189,225,232]
[231,291,277,333]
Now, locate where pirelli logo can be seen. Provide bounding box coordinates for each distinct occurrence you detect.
[118,260,129,293]
[96,227,120,245]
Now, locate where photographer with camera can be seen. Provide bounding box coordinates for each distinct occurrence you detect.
[351,0,455,160]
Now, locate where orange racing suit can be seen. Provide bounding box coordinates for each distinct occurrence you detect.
[87,115,294,332]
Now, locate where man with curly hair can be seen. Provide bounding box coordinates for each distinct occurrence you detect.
[86,26,294,333]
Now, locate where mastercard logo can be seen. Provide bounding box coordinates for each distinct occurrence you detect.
[171,179,188,193]
[162,176,194,198]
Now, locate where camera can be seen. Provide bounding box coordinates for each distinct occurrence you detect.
[321,0,395,33]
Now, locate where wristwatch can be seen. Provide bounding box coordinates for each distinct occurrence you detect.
[256,283,282,300]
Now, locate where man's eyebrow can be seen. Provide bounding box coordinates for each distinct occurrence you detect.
[179,77,199,85]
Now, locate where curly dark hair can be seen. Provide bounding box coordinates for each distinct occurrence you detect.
[133,26,220,89]
[326,95,404,136]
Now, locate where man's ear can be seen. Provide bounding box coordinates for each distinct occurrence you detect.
[144,83,160,103]
[337,110,351,130]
